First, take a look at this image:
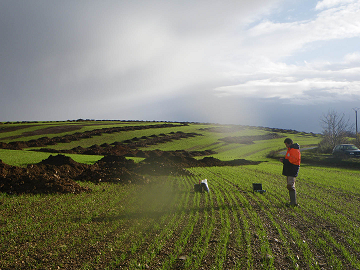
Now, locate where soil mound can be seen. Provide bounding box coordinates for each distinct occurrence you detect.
[135,155,262,176]
[219,133,285,144]
[0,151,261,195]
[98,155,130,164]
[0,159,91,195]
[76,165,147,185]
[75,155,147,184]
[0,154,148,194]
[40,154,80,166]
[0,123,186,149]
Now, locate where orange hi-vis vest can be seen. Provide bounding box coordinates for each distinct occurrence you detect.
[285,147,301,165]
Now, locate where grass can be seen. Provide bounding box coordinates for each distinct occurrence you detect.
[1,121,360,269]
[0,120,174,143]
[0,149,103,166]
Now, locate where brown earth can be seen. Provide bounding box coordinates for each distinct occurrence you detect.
[0,124,222,195]
[201,126,318,137]
[0,152,261,195]
[0,157,91,195]
[2,125,85,140]
[0,123,186,149]
[219,133,286,144]
[0,154,146,195]
[0,124,265,195]
[34,131,205,156]
[0,124,41,134]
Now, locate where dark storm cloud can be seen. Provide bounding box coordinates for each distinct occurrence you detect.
[1,0,279,120]
[1,0,360,133]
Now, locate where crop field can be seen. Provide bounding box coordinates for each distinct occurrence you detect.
[1,120,360,269]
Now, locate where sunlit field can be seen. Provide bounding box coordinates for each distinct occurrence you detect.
[1,121,359,269]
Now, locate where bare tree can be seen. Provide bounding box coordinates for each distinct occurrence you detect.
[320,109,353,151]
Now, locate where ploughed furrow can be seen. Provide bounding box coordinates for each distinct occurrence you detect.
[199,166,360,270]
[146,175,200,269]
[193,173,224,269]
[244,170,359,269]
[207,175,233,269]
[38,175,192,270]
[75,178,184,269]
[3,162,359,269]
[158,191,202,269]
[190,167,272,269]
[194,167,274,268]
[214,172,279,269]
[299,179,360,225]
[181,192,215,269]
[0,123,186,149]
[113,175,194,269]
[1,184,150,270]
[213,174,251,269]
[221,165,360,250]
[151,167,230,270]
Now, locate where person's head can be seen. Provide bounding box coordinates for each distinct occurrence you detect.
[284,138,293,148]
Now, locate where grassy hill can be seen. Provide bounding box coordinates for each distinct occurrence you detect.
[1,120,359,269]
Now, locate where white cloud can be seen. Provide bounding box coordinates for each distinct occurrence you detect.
[315,0,357,10]
[215,77,360,104]
[212,1,360,105]
[344,51,360,63]
[1,0,360,131]
[245,1,360,54]
[28,0,283,101]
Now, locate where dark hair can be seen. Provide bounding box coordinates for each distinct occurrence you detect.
[284,138,293,144]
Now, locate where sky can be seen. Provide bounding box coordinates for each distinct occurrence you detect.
[1,0,360,133]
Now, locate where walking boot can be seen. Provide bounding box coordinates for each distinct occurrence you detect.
[286,190,299,207]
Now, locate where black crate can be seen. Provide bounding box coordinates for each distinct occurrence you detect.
[252,183,262,191]
[252,183,266,194]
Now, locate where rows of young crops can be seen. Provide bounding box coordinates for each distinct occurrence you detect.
[0,121,166,143]
[1,162,359,269]
[1,121,360,269]
[191,164,360,269]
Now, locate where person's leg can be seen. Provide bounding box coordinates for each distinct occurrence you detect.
[287,176,297,206]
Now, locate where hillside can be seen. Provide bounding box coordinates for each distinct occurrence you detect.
[1,121,359,269]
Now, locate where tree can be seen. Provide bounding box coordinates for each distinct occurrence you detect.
[319,109,353,152]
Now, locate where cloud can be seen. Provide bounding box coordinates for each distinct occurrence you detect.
[344,51,360,63]
[0,0,360,133]
[215,77,360,104]
[214,53,360,105]
[0,1,281,105]
[212,1,360,105]
[243,1,360,56]
[315,0,357,10]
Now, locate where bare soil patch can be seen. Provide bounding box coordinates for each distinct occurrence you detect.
[219,133,285,144]
[3,125,85,140]
[34,131,205,156]
[0,151,261,195]
[0,125,41,134]
[0,123,185,149]
[0,157,91,195]
[200,126,247,133]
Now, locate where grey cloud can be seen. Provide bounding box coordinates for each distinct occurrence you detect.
[2,0,356,133]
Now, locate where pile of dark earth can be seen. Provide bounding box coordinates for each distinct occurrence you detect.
[0,152,261,195]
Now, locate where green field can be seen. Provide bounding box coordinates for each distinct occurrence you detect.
[1,121,359,269]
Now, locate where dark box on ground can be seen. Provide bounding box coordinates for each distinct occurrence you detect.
[252,183,266,194]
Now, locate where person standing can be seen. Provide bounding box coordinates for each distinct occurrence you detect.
[280,138,301,207]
